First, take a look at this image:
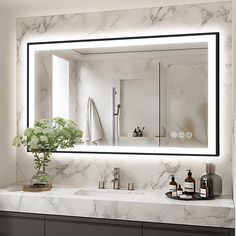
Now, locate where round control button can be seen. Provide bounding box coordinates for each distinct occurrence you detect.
[171,132,177,139]
[186,132,193,139]
[178,132,185,139]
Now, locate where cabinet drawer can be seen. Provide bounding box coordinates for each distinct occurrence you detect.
[45,215,142,236]
[0,211,44,236]
[143,222,234,236]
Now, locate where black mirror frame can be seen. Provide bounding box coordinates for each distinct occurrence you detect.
[27,32,219,156]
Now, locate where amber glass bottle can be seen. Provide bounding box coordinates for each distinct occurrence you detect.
[177,184,183,196]
[169,175,177,193]
[184,170,195,195]
[200,181,209,198]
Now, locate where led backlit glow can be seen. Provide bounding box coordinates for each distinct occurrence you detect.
[28,34,218,155]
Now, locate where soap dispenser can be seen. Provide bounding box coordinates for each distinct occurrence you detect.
[169,175,177,193]
[184,170,195,195]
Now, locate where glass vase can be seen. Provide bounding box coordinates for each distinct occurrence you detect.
[31,169,51,186]
[31,151,51,186]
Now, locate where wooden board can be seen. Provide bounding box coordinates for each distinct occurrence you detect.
[23,184,52,192]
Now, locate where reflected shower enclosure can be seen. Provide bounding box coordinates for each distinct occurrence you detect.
[28,33,219,155]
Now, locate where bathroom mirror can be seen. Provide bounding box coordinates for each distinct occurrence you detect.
[27,33,219,156]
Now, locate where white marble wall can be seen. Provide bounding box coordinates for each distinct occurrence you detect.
[16,2,232,193]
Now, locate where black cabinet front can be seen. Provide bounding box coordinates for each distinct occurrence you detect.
[0,211,234,236]
[45,215,142,236]
[0,212,44,236]
[143,222,234,236]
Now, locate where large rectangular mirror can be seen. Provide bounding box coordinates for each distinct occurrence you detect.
[27,33,219,156]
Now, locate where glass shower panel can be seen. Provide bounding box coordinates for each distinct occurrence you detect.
[159,62,167,147]
[160,61,208,148]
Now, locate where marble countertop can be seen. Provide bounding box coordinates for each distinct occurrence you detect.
[0,185,234,228]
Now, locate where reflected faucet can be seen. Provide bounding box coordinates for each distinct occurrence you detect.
[111,168,120,189]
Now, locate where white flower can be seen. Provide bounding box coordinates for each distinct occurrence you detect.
[29,136,39,149]
[24,128,33,137]
[43,128,55,138]
[12,117,82,152]
[34,127,42,134]
[60,129,71,139]
[40,135,48,142]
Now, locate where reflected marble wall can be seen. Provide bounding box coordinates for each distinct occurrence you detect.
[16,2,232,193]
[34,51,53,121]
[76,55,159,146]
[34,51,78,121]
[164,63,208,147]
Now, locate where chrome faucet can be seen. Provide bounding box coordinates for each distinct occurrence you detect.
[111,168,120,189]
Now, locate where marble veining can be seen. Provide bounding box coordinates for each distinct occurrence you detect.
[0,185,233,228]
[149,7,175,25]
[16,2,232,195]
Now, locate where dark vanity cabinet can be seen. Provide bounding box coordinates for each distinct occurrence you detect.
[143,222,234,236]
[45,215,142,236]
[0,211,234,236]
[0,212,44,236]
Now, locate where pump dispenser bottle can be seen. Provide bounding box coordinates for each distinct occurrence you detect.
[184,170,195,195]
[169,175,177,193]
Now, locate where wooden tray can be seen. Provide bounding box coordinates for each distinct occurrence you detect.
[165,192,214,201]
[23,184,52,192]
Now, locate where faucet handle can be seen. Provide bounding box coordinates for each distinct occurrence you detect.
[111,177,118,183]
[128,183,135,191]
[98,181,105,189]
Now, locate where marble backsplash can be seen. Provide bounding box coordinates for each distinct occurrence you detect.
[16,2,232,193]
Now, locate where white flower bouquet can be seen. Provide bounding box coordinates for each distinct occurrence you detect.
[13,117,82,186]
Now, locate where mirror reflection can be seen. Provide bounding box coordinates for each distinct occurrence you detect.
[28,33,218,155]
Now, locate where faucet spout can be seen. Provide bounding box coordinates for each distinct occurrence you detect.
[111,168,120,189]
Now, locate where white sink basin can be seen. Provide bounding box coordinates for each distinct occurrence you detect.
[73,188,152,201]
[75,189,145,197]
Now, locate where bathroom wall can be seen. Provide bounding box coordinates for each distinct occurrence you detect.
[0,13,17,187]
[232,0,236,230]
[16,2,232,193]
